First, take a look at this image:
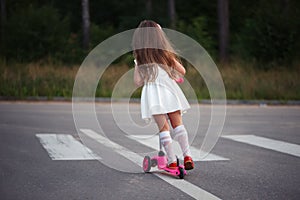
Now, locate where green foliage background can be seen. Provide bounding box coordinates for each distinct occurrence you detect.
[0,0,299,99]
[1,0,299,65]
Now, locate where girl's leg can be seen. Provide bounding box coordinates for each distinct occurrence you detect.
[168,111,194,169]
[153,114,169,132]
[168,110,183,128]
[153,114,176,164]
[168,110,191,157]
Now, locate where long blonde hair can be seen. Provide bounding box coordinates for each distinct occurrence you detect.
[132,20,180,82]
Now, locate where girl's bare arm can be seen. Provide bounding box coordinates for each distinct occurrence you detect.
[174,60,186,76]
[134,64,144,87]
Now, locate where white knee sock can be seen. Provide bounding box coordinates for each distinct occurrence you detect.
[159,131,176,164]
[172,125,191,157]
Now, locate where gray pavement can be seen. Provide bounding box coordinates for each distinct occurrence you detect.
[0,102,299,200]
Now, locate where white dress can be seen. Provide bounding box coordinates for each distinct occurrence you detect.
[140,64,190,120]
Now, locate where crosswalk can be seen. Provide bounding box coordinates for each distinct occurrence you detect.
[127,135,229,161]
[35,129,300,200]
[36,130,300,161]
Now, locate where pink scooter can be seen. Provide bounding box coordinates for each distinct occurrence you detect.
[142,139,187,179]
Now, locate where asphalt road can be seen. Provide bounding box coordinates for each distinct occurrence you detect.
[0,102,299,200]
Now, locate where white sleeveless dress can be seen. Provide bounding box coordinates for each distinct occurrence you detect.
[140,65,190,120]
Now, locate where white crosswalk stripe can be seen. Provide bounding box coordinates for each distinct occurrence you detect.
[36,134,100,160]
[222,134,300,158]
[127,135,229,161]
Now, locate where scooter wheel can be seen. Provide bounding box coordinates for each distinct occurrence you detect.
[143,156,151,172]
[179,167,185,179]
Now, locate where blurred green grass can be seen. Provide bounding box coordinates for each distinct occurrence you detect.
[0,61,299,100]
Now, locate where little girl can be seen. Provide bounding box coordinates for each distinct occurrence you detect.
[132,20,194,170]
